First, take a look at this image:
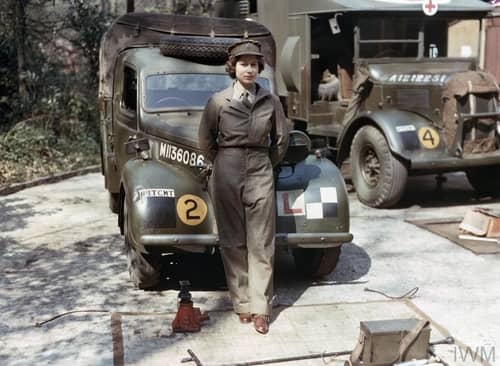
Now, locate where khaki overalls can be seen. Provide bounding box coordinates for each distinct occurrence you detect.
[198,83,289,315]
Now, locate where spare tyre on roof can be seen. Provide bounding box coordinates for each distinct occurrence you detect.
[99,13,275,99]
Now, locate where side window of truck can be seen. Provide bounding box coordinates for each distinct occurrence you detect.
[123,66,137,112]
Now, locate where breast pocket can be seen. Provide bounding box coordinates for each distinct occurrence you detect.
[220,105,250,138]
[250,108,273,144]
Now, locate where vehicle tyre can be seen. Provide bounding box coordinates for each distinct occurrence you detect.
[123,197,161,289]
[466,165,500,197]
[160,35,237,64]
[351,126,408,208]
[293,246,341,277]
[99,139,105,175]
[109,192,120,214]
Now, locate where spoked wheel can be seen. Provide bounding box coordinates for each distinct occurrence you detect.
[466,165,500,197]
[351,126,408,208]
[293,246,341,277]
[359,144,381,187]
[123,197,161,289]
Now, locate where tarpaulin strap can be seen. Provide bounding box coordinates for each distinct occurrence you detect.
[397,319,430,363]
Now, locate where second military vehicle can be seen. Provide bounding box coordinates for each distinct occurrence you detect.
[218,0,500,207]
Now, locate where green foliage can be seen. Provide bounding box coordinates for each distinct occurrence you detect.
[0,3,17,127]
[0,119,99,185]
[67,1,111,87]
[0,0,110,185]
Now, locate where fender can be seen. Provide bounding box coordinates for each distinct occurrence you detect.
[121,158,216,251]
[276,155,351,243]
[337,109,448,168]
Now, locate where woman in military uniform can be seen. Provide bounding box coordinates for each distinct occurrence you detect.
[198,40,289,334]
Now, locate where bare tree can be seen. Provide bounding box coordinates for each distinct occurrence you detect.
[127,0,134,13]
[198,0,215,15]
[101,0,110,16]
[14,0,28,99]
[165,0,175,13]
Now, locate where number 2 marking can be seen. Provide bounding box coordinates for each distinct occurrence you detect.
[185,199,201,220]
[176,194,207,226]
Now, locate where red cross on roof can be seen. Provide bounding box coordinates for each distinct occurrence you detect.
[422,0,438,16]
[425,0,436,11]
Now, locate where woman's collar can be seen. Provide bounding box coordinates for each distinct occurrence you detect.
[234,80,257,96]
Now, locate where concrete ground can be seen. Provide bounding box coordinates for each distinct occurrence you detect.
[0,172,499,365]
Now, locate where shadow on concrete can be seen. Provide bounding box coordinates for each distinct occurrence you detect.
[0,231,235,366]
[59,197,92,205]
[121,295,234,366]
[272,242,371,323]
[0,197,36,232]
[152,251,227,292]
[0,230,370,365]
[328,243,371,282]
[274,243,371,287]
[0,233,125,365]
[395,173,500,209]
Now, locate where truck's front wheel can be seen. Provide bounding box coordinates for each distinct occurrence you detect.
[123,197,161,289]
[466,165,500,197]
[293,246,341,277]
[351,126,408,208]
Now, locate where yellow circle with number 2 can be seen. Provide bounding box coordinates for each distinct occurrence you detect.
[418,127,440,149]
[176,194,208,226]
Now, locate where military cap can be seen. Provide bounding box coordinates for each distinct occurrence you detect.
[228,39,263,58]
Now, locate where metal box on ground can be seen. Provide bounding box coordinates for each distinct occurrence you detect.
[350,318,430,366]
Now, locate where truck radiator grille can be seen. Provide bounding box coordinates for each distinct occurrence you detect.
[456,93,499,155]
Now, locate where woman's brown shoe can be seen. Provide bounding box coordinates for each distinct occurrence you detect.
[237,312,252,324]
[252,314,270,334]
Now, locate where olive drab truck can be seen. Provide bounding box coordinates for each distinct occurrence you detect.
[99,13,352,288]
[217,0,500,208]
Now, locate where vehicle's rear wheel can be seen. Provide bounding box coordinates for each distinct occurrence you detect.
[293,246,341,277]
[351,126,408,208]
[466,165,500,197]
[123,197,161,289]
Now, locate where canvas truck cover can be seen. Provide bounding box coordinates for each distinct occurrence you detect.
[99,12,275,99]
[287,0,493,14]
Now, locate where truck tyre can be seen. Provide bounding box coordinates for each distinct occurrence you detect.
[466,165,500,197]
[293,246,341,277]
[351,126,408,208]
[109,192,120,214]
[160,35,237,64]
[123,197,161,289]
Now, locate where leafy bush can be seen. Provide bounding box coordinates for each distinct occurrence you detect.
[0,118,99,185]
[0,1,110,186]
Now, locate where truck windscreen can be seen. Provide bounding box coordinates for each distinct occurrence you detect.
[144,73,271,110]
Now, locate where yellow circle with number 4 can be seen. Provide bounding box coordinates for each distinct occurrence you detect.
[176,194,208,226]
[418,127,440,149]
